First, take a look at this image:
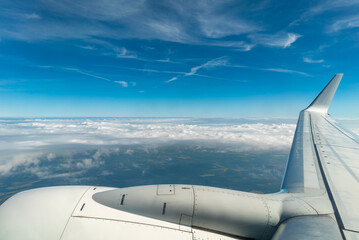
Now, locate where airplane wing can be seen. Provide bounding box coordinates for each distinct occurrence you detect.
[278,74,359,240]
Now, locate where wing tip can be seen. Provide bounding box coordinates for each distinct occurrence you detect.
[306,73,343,113]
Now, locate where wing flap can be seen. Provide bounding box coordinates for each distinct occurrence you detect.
[272,216,342,240]
[343,230,359,240]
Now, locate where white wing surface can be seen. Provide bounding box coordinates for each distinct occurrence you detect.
[281,74,359,239]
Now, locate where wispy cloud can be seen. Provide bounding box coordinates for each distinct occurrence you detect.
[0,0,301,52]
[66,68,135,87]
[166,57,228,83]
[0,8,41,20]
[63,67,112,82]
[18,13,41,20]
[291,0,359,25]
[303,57,324,63]
[308,0,359,15]
[166,77,178,83]
[307,0,359,15]
[329,15,359,32]
[79,45,96,50]
[260,68,309,76]
[186,57,228,76]
[250,32,302,48]
[114,81,128,87]
[37,65,136,87]
[114,47,138,59]
[226,63,310,77]
[155,58,178,63]
[81,40,156,63]
[197,13,259,39]
[207,41,254,51]
[38,65,113,82]
[100,65,187,76]
[165,56,309,83]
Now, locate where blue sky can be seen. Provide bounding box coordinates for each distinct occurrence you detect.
[0,0,358,118]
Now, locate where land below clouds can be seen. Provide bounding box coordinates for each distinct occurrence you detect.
[0,117,358,200]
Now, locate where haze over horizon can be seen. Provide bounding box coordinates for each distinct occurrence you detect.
[0,0,358,118]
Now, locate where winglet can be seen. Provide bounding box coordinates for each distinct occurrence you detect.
[306,74,343,113]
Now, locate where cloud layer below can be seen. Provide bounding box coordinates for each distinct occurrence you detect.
[0,118,296,176]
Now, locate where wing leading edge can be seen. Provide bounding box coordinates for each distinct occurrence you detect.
[281,74,359,239]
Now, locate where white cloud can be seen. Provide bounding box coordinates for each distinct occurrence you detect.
[114,81,128,87]
[63,67,112,82]
[115,47,138,59]
[303,57,325,63]
[118,66,186,75]
[329,15,359,32]
[0,118,297,149]
[250,32,302,48]
[5,118,358,178]
[166,57,228,83]
[227,63,309,77]
[21,13,41,20]
[283,34,302,48]
[37,0,144,22]
[80,45,95,50]
[197,14,258,38]
[309,0,359,14]
[0,0,263,51]
[145,21,190,43]
[207,41,254,51]
[76,158,96,169]
[165,57,309,82]
[37,65,138,87]
[291,0,359,25]
[193,57,228,75]
[0,152,41,176]
[0,9,41,20]
[261,68,309,76]
[0,118,298,176]
[187,57,228,76]
[166,77,178,83]
[0,1,307,54]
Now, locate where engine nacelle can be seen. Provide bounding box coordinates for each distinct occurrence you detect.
[0,185,322,239]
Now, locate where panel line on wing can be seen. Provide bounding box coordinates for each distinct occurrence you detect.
[344,229,359,234]
[324,143,359,189]
[322,116,359,144]
[308,112,346,238]
[281,111,326,193]
[316,144,359,150]
[312,113,359,232]
[304,114,324,192]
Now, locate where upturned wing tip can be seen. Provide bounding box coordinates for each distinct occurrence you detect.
[306,74,343,113]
